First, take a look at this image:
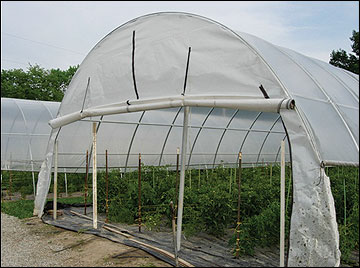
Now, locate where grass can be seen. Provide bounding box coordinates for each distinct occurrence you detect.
[1,199,34,219]
[1,196,84,219]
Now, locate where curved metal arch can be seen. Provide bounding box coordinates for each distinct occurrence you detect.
[236,112,262,165]
[29,101,57,140]
[212,109,239,167]
[41,101,59,121]
[186,107,214,168]
[13,100,35,172]
[124,111,146,172]
[297,51,358,102]
[277,46,359,152]
[316,63,359,101]
[158,107,183,166]
[255,115,282,165]
[341,68,359,83]
[2,99,22,169]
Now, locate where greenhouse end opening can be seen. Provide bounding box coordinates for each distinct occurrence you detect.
[1,12,357,267]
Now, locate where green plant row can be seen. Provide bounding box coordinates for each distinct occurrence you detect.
[93,164,291,254]
[1,170,86,198]
[1,164,358,264]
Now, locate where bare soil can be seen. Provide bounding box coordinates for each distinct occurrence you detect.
[19,216,171,267]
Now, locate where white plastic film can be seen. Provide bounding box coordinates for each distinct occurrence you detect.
[280,109,340,267]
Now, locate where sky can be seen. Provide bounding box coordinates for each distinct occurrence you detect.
[1,1,359,71]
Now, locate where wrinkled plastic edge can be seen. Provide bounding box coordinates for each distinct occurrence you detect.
[33,128,58,217]
[280,109,340,267]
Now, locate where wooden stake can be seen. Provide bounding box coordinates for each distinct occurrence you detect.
[205,166,209,182]
[105,149,109,223]
[170,201,179,267]
[229,167,232,194]
[138,153,142,232]
[280,140,285,267]
[343,177,346,227]
[92,122,97,229]
[84,150,89,215]
[234,167,236,188]
[235,152,242,258]
[176,147,179,206]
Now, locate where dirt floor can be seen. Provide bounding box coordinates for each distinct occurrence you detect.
[2,191,358,267]
[22,215,171,267]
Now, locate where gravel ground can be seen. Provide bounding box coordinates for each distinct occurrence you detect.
[1,212,170,267]
[1,212,74,267]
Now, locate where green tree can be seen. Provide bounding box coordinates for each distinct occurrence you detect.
[1,64,78,101]
[329,30,359,74]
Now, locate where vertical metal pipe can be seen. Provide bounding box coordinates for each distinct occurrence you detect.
[176,147,180,207]
[138,153,142,232]
[92,122,97,229]
[105,149,109,223]
[31,171,36,199]
[176,106,190,251]
[9,169,12,200]
[84,150,89,215]
[53,140,58,220]
[198,167,201,188]
[189,169,192,190]
[64,170,68,197]
[280,140,286,267]
[235,152,242,258]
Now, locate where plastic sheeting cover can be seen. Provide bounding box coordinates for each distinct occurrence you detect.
[15,12,358,267]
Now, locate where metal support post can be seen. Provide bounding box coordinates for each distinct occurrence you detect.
[53,140,58,220]
[92,122,97,229]
[138,153,142,232]
[105,149,109,223]
[64,169,68,197]
[280,140,286,267]
[84,150,89,215]
[176,106,190,251]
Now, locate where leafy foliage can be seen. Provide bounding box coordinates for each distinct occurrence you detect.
[1,64,78,101]
[1,197,84,219]
[1,165,358,264]
[1,170,85,198]
[326,166,359,264]
[330,30,359,74]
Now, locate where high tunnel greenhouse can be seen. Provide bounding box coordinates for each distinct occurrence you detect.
[1,12,358,267]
